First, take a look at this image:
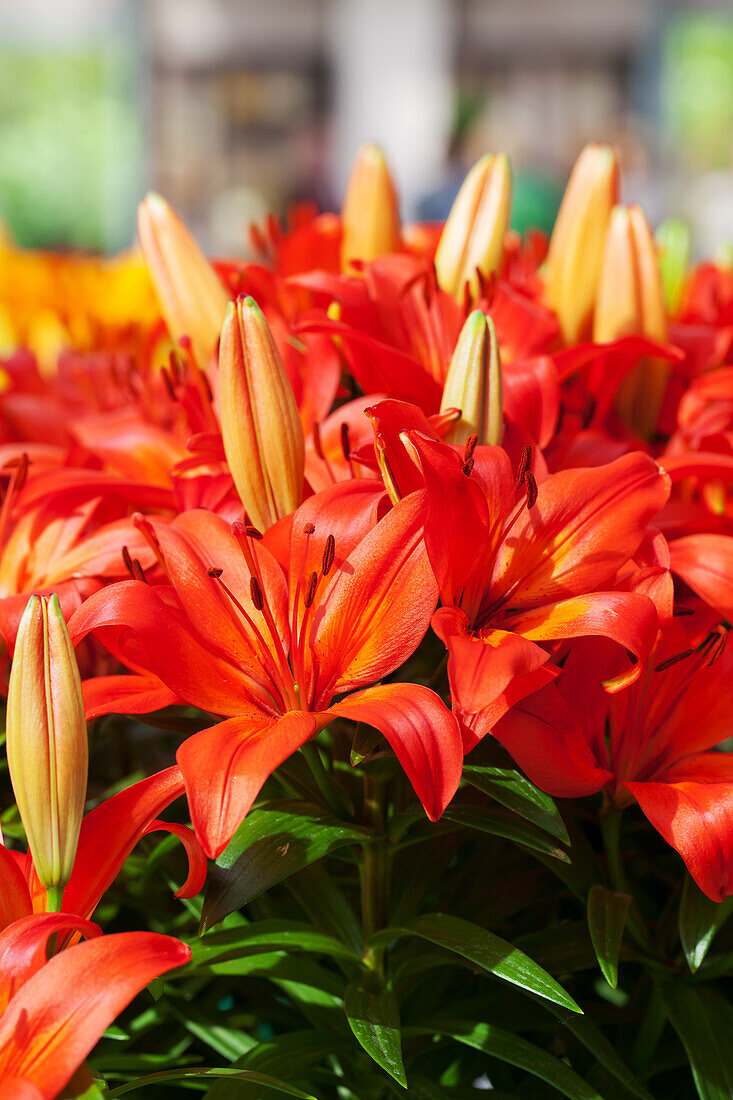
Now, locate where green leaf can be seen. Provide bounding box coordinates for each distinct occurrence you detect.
[107,1069,317,1099]
[463,763,569,844]
[679,875,733,973]
[205,1031,351,1100]
[191,918,362,968]
[58,1064,107,1100]
[344,981,407,1087]
[444,804,570,862]
[661,983,733,1100]
[656,216,691,314]
[413,1020,603,1100]
[371,913,581,1014]
[202,800,369,927]
[587,885,631,988]
[557,1014,654,1100]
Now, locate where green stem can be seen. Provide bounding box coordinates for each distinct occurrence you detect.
[46,883,64,913]
[302,741,342,816]
[600,805,655,955]
[361,775,389,975]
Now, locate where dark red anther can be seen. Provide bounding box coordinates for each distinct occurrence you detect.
[131,559,147,584]
[207,567,223,578]
[161,368,176,401]
[461,457,475,477]
[250,576,264,611]
[304,522,316,535]
[15,453,29,492]
[340,422,351,462]
[122,545,135,578]
[655,648,695,672]
[322,534,336,577]
[525,471,538,510]
[515,444,532,489]
[232,520,263,541]
[463,434,478,463]
[312,421,326,461]
[673,604,695,617]
[304,571,318,608]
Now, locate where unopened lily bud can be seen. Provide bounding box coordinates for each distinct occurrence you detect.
[219,297,305,530]
[6,594,88,900]
[341,145,401,272]
[440,311,503,446]
[594,204,668,437]
[435,154,512,301]
[544,143,619,343]
[137,193,229,369]
[655,217,690,316]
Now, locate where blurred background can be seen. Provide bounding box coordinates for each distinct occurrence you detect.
[0,0,732,259]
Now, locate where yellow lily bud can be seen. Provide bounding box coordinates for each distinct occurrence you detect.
[440,310,503,446]
[594,204,668,437]
[6,594,88,901]
[544,143,619,343]
[341,145,401,272]
[434,154,512,301]
[219,297,305,530]
[137,192,229,369]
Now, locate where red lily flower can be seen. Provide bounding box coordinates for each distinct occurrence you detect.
[0,912,190,1097]
[492,619,733,901]
[407,434,670,750]
[69,488,463,857]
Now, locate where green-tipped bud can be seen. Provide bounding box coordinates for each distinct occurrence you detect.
[656,218,691,316]
[6,594,88,899]
[435,155,512,301]
[440,311,503,446]
[219,297,305,531]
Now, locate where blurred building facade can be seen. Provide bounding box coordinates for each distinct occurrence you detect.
[1,0,732,256]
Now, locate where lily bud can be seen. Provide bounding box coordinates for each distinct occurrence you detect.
[435,154,512,301]
[219,296,305,531]
[594,204,668,437]
[6,594,88,900]
[440,311,503,446]
[544,143,619,343]
[137,193,229,369]
[341,145,401,272]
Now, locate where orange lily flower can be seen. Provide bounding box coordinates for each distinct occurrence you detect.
[0,912,190,1098]
[69,486,463,857]
[407,434,670,750]
[493,619,733,901]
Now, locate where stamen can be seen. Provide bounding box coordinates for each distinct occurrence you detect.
[122,545,135,577]
[340,422,351,462]
[304,522,316,535]
[461,457,475,477]
[655,648,695,672]
[132,514,173,584]
[673,604,695,617]
[15,453,29,492]
[322,534,336,577]
[161,367,176,401]
[515,444,532,489]
[207,567,223,578]
[312,421,336,484]
[525,472,538,510]
[304,571,318,608]
[131,559,147,583]
[463,434,478,463]
[250,576,265,611]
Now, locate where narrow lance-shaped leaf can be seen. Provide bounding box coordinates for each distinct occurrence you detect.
[661,983,733,1100]
[344,981,407,1087]
[679,874,733,974]
[370,913,582,1014]
[587,884,631,989]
